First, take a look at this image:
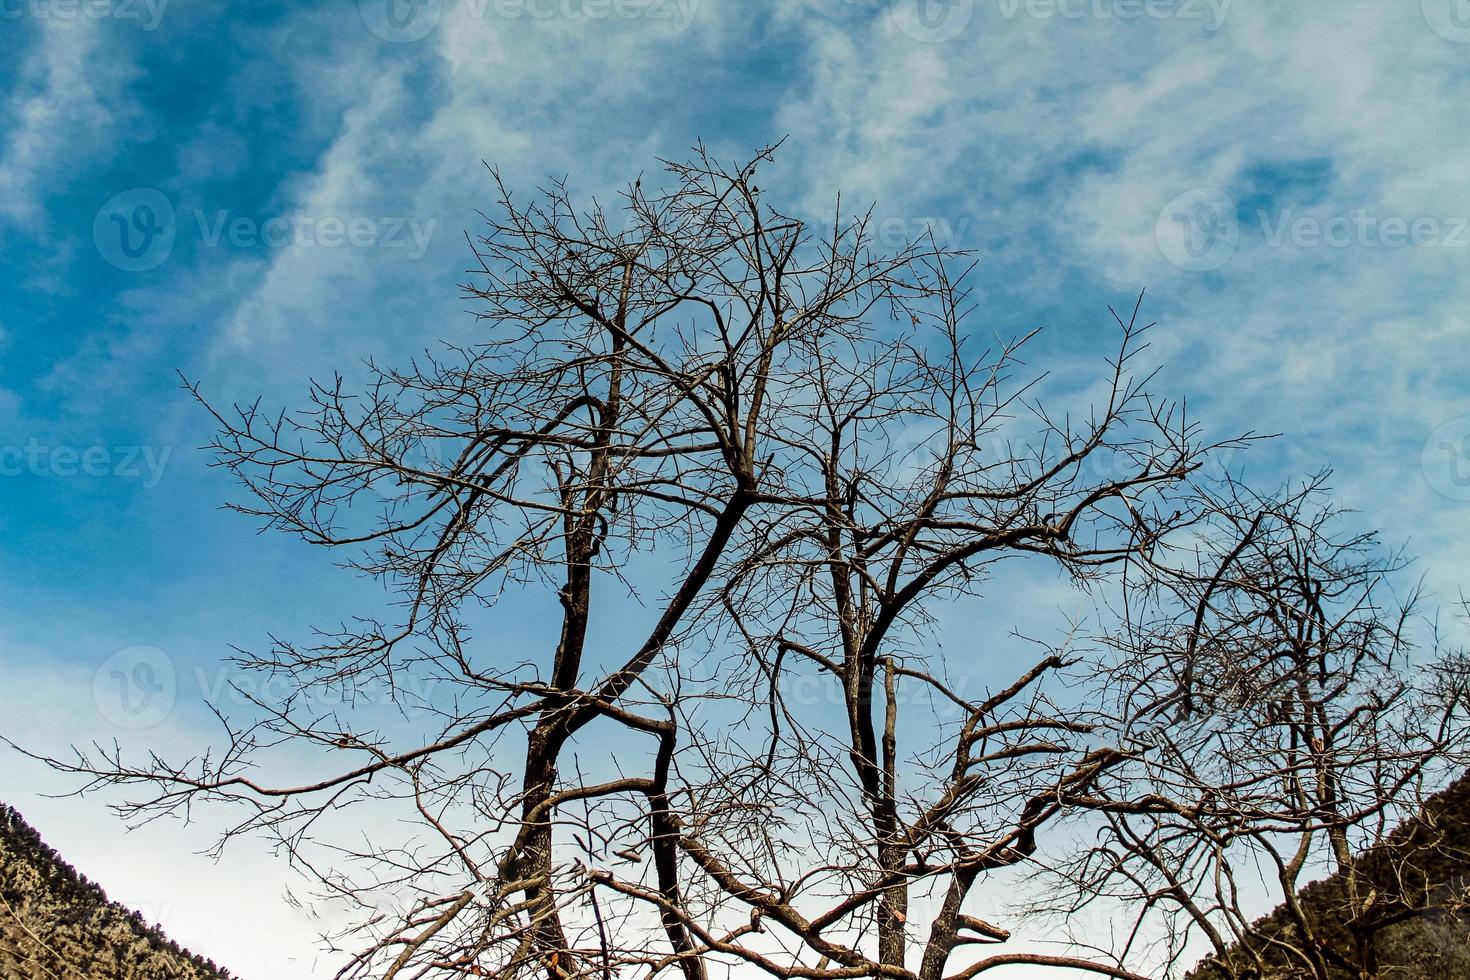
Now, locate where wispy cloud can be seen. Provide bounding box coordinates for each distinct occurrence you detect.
[0,17,137,226]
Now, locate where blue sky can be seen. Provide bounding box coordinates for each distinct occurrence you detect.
[2,1,1469,976]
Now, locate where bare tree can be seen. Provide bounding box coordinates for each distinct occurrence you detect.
[19,145,1466,980]
[1035,478,1470,979]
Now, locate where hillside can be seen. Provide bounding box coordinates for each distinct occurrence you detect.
[0,803,235,980]
[1188,773,1470,979]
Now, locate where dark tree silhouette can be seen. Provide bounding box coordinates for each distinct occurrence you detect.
[20,145,1469,980]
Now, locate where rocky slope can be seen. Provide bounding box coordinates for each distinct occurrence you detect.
[0,803,235,980]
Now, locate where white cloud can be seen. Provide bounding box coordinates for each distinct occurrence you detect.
[769,0,1470,596]
[0,17,137,225]
[204,0,739,389]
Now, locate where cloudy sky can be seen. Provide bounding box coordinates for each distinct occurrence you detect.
[2,0,1468,976]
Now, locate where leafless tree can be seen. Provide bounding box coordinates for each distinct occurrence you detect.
[1033,478,1470,979]
[19,145,1467,980]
